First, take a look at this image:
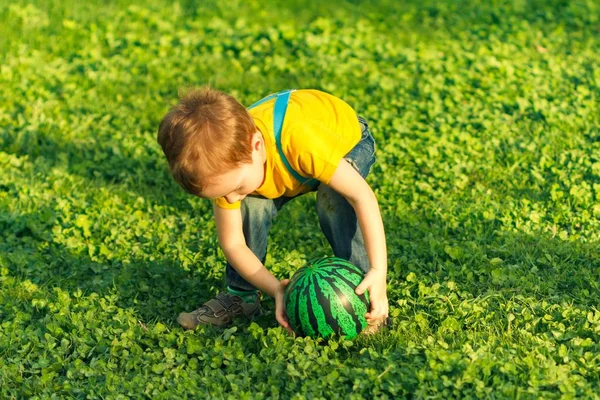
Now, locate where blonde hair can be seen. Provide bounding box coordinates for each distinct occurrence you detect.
[157,87,256,196]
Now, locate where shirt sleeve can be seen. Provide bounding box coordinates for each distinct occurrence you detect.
[288,120,354,185]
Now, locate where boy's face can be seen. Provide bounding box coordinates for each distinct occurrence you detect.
[200,131,266,204]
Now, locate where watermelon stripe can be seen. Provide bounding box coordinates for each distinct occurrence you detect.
[289,273,309,298]
[285,275,300,296]
[298,283,311,336]
[294,293,305,337]
[318,264,364,285]
[316,274,358,336]
[316,271,369,303]
[314,269,365,335]
[327,281,362,336]
[324,258,356,269]
[303,283,319,337]
[287,269,315,337]
[327,271,370,310]
[326,273,369,333]
[286,283,302,336]
[314,258,334,268]
[319,263,362,276]
[309,275,334,338]
[311,274,341,335]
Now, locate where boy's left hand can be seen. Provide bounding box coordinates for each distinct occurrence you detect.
[274,279,294,335]
[355,269,389,327]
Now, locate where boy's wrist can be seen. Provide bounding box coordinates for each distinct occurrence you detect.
[368,266,387,275]
[224,246,280,297]
[367,267,388,285]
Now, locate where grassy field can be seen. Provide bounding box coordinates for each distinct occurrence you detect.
[1,0,599,398]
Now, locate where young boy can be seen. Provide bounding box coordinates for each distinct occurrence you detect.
[157,88,389,334]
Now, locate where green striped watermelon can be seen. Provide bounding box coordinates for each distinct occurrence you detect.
[284,257,370,339]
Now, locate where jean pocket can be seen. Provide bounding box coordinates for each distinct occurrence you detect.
[345,118,376,178]
[358,115,369,139]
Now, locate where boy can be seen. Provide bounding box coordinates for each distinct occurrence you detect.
[157,88,389,334]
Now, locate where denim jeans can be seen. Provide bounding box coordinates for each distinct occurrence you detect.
[226,115,377,291]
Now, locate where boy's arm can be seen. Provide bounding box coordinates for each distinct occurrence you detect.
[213,204,280,297]
[213,204,292,331]
[326,159,389,321]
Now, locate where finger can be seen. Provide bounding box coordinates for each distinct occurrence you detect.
[355,277,371,295]
[277,313,290,329]
[277,315,294,335]
[366,314,379,323]
[276,305,289,327]
[281,279,290,287]
[365,312,378,323]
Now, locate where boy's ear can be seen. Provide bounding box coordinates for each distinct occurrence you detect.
[251,131,263,151]
[251,131,266,162]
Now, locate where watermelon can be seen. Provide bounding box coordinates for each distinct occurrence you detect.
[284,257,370,339]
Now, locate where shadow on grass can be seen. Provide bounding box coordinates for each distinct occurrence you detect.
[2,196,599,354]
[1,121,192,213]
[379,211,600,308]
[1,207,221,325]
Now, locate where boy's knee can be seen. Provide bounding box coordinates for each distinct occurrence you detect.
[316,187,354,221]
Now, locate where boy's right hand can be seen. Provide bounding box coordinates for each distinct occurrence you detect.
[274,279,293,335]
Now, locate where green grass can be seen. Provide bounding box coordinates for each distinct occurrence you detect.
[1,0,599,398]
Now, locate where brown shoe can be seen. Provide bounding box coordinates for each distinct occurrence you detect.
[177,292,262,330]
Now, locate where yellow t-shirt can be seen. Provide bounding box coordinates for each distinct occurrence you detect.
[215,89,361,209]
